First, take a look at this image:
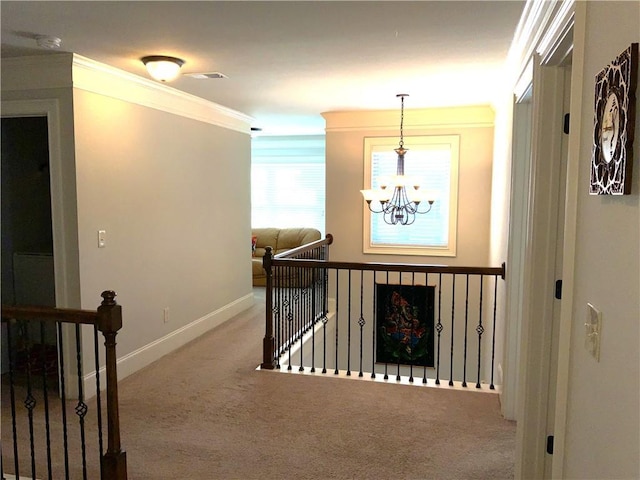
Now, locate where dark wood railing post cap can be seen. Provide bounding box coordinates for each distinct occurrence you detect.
[325,233,334,244]
[263,246,273,270]
[98,290,123,333]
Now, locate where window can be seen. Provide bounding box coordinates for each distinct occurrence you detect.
[251,135,325,234]
[363,135,459,256]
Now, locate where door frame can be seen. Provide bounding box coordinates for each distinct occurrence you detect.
[1,99,71,308]
[2,98,80,398]
[507,2,578,478]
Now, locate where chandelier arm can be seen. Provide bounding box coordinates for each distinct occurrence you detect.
[365,201,387,214]
[414,201,434,214]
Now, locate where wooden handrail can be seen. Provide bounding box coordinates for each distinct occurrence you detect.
[274,233,334,259]
[1,305,99,325]
[270,258,506,279]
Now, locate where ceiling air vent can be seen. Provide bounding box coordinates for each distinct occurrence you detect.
[184,72,228,79]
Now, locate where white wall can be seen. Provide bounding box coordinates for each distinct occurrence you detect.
[73,88,253,371]
[561,2,639,477]
[2,54,255,386]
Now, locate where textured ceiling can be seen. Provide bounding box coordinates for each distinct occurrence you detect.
[1,1,525,134]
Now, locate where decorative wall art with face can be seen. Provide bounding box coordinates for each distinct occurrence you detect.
[590,43,638,195]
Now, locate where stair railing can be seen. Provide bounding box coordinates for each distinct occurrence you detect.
[261,236,506,389]
[1,290,127,480]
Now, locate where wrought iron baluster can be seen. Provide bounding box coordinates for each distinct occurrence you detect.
[462,274,470,388]
[7,320,21,479]
[384,271,389,380]
[422,273,428,385]
[93,325,105,464]
[321,310,328,374]
[371,272,377,380]
[408,272,415,384]
[476,276,485,389]
[310,257,317,373]
[274,276,281,367]
[40,321,53,480]
[21,320,38,479]
[74,323,89,479]
[286,277,293,371]
[358,270,365,378]
[334,272,339,375]
[491,276,498,390]
[449,274,456,387]
[436,273,443,385]
[396,273,402,383]
[57,322,71,480]
[346,269,352,376]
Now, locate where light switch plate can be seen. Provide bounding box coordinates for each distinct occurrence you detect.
[585,303,602,361]
[98,230,106,248]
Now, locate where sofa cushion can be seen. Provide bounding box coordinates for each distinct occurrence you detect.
[252,227,280,258]
[275,228,321,254]
[250,227,322,286]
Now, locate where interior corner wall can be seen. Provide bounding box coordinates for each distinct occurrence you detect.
[72,87,253,373]
[562,2,639,477]
[324,108,494,268]
[487,93,515,405]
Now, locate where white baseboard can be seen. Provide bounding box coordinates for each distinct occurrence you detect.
[83,293,255,399]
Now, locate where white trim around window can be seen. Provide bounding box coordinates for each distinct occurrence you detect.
[363,135,459,256]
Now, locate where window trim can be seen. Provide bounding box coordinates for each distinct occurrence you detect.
[362,135,459,257]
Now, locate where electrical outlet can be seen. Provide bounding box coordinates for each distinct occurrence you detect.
[585,303,602,361]
[163,307,170,324]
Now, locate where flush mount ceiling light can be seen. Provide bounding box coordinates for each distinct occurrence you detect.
[361,94,435,226]
[141,55,185,82]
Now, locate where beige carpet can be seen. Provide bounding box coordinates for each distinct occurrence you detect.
[3,290,515,479]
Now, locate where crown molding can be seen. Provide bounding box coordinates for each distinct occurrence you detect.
[322,105,494,132]
[1,53,253,133]
[71,54,253,133]
[507,0,575,83]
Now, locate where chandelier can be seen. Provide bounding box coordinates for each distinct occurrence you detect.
[361,94,435,225]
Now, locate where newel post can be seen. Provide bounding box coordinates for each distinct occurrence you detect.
[97,290,128,480]
[261,247,276,369]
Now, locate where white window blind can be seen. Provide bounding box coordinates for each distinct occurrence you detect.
[364,135,459,256]
[251,135,325,234]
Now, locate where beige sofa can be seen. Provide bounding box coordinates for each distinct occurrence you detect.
[252,227,322,286]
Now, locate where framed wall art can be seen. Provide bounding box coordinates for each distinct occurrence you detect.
[590,43,638,195]
[375,283,434,367]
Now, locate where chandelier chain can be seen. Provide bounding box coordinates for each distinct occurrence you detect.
[399,95,405,148]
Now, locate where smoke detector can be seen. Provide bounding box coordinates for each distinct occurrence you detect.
[184,72,228,79]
